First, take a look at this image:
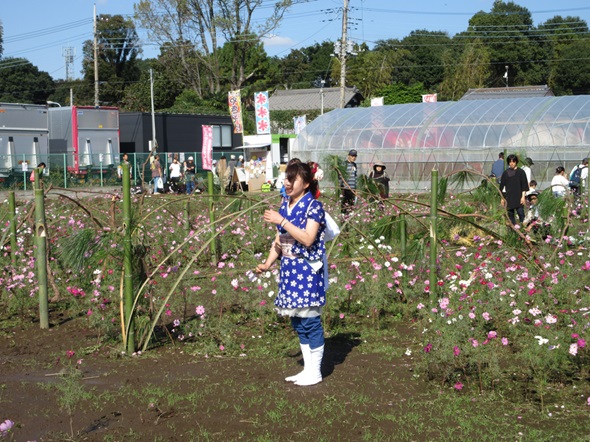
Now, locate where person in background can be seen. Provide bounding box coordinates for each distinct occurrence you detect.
[117,153,132,181]
[523,192,550,240]
[569,157,589,196]
[339,149,358,215]
[228,154,237,186]
[255,159,327,387]
[500,154,529,225]
[491,152,505,184]
[237,155,244,167]
[151,154,162,194]
[526,180,538,196]
[168,157,182,193]
[30,162,46,186]
[368,160,390,199]
[551,166,569,198]
[521,157,534,184]
[184,156,196,195]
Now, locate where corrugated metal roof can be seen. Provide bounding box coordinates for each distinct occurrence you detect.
[460,85,554,100]
[269,87,363,111]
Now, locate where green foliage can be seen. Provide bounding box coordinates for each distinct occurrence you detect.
[364,82,427,106]
[0,58,55,103]
[80,14,142,106]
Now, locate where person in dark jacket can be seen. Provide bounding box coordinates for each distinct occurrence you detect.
[369,160,390,199]
[339,149,358,215]
[500,154,529,225]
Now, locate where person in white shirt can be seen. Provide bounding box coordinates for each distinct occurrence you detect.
[551,166,569,197]
[168,157,182,193]
[521,157,533,185]
[569,158,589,196]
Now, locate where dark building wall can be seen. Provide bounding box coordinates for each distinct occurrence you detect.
[119,112,240,154]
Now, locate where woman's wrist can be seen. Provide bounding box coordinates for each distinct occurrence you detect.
[280,218,288,227]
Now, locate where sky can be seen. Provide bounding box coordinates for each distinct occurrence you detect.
[2,0,590,80]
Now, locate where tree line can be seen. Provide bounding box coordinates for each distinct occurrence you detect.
[1,0,589,133]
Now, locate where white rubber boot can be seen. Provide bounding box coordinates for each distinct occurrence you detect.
[285,344,310,382]
[295,345,323,386]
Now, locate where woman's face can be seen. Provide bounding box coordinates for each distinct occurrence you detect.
[508,159,517,169]
[283,173,309,199]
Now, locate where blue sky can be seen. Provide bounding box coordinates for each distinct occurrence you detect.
[2,0,590,80]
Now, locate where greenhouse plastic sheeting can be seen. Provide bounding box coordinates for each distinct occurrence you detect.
[292,96,590,191]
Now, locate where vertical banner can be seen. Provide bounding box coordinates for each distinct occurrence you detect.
[228,90,243,134]
[293,115,307,134]
[254,91,271,134]
[422,93,437,103]
[202,125,213,171]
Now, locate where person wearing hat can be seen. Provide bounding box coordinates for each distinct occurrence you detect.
[184,156,196,195]
[339,149,358,215]
[523,191,550,240]
[237,155,244,167]
[369,160,390,199]
[521,157,534,185]
[569,157,589,196]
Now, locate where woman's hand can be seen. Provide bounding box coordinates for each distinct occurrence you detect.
[255,262,270,273]
[263,209,283,225]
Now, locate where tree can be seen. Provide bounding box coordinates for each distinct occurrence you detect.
[550,40,590,95]
[464,1,537,86]
[134,0,293,95]
[369,82,427,105]
[439,40,491,101]
[345,43,408,99]
[394,30,451,89]
[80,14,142,106]
[121,59,183,111]
[277,41,335,89]
[0,58,55,103]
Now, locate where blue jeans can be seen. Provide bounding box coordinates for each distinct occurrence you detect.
[291,316,324,349]
[153,177,160,193]
[185,176,195,194]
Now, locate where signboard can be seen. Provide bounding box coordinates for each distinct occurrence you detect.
[201,125,213,171]
[254,91,271,134]
[228,90,244,134]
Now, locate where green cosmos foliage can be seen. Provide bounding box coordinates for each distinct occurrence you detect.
[2,168,590,409]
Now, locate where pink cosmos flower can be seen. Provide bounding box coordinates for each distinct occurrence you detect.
[454,382,463,390]
[219,345,225,351]
[482,312,491,321]
[339,313,345,319]
[578,339,586,349]
[487,331,497,339]
[195,305,205,315]
[453,346,461,356]
[471,340,479,348]
[424,343,432,353]
[569,343,578,356]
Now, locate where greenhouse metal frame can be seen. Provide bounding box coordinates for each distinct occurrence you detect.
[291,96,590,191]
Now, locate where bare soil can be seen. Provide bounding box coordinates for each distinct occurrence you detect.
[1,309,426,442]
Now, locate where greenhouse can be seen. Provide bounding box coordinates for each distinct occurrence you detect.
[291,95,590,191]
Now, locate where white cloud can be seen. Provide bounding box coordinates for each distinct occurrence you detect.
[262,35,296,47]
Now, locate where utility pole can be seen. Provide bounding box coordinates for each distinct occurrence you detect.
[339,0,349,108]
[150,68,157,152]
[94,4,99,107]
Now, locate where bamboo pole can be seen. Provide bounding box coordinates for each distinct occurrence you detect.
[8,191,17,265]
[34,168,49,329]
[430,168,439,298]
[207,171,217,262]
[400,212,407,261]
[122,163,135,353]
